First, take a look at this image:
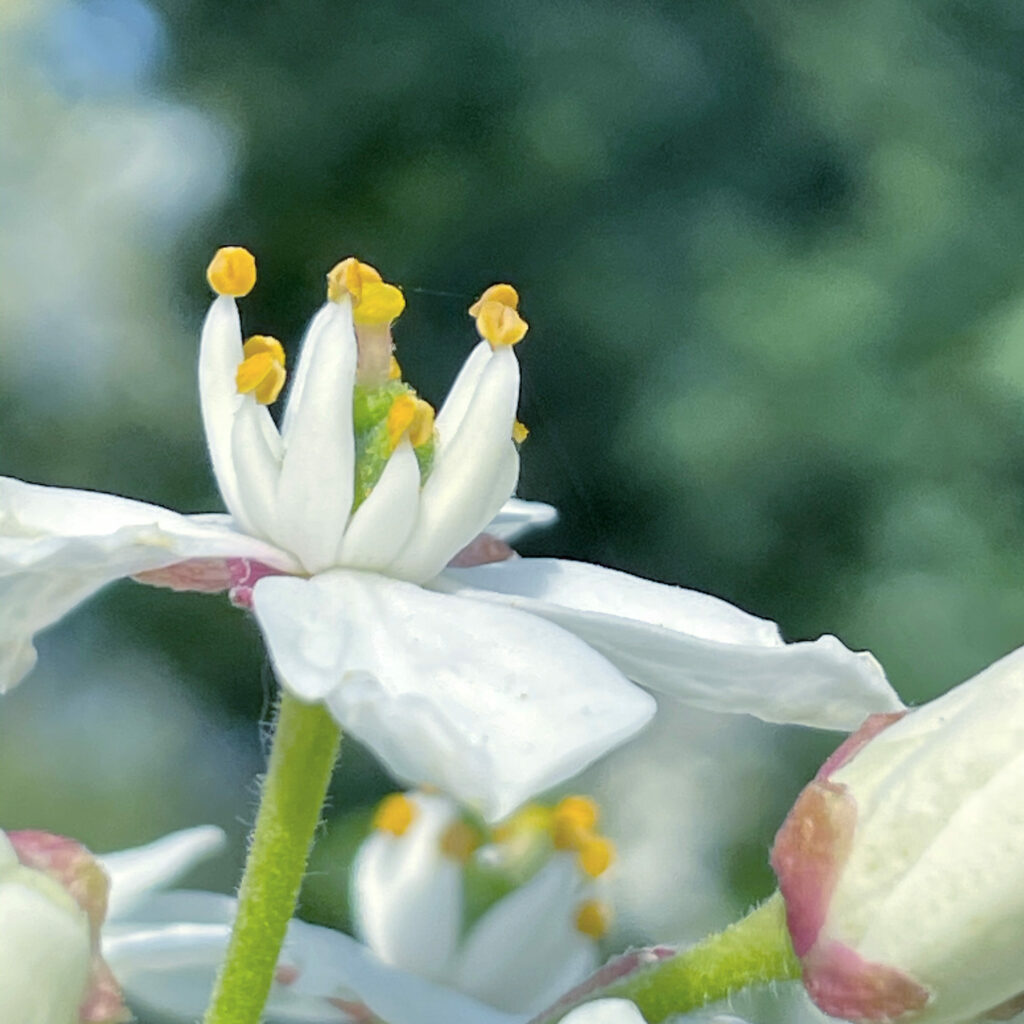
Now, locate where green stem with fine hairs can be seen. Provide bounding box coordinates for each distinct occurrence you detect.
[543,892,801,1023]
[202,693,342,1024]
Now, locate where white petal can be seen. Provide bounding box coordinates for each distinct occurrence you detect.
[351,793,462,979]
[0,881,92,1023]
[231,396,285,542]
[433,340,494,452]
[0,477,295,692]
[100,826,226,920]
[435,559,902,731]
[337,440,421,570]
[252,570,655,820]
[390,347,521,583]
[561,1000,648,1024]
[450,856,598,1014]
[106,891,520,1024]
[277,301,358,573]
[198,295,248,525]
[485,498,558,543]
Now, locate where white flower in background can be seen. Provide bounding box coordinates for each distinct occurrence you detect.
[0,248,901,819]
[772,643,1024,1024]
[351,790,615,1015]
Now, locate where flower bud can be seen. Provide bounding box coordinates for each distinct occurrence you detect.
[771,645,1024,1024]
[0,829,128,1024]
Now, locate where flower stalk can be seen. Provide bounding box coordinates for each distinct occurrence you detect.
[202,693,342,1024]
[537,892,800,1024]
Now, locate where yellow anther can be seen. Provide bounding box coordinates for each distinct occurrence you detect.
[236,335,287,405]
[207,246,257,297]
[474,299,528,348]
[372,793,418,837]
[574,900,612,940]
[440,821,482,863]
[387,395,434,449]
[552,795,601,852]
[388,355,402,380]
[327,257,382,303]
[354,281,406,327]
[555,796,599,832]
[579,836,616,879]
[512,420,530,444]
[469,283,520,317]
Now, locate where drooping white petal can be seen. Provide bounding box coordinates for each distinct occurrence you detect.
[198,295,248,526]
[0,477,296,692]
[251,570,656,820]
[99,826,226,920]
[351,793,462,980]
[433,340,494,453]
[435,559,902,730]
[105,891,521,1024]
[337,440,421,570]
[485,498,558,543]
[450,856,598,1014]
[389,347,520,583]
[276,301,358,573]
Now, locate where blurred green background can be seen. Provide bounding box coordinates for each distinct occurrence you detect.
[4,0,1024,1001]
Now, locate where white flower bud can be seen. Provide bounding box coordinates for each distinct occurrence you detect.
[772,645,1024,1024]
[0,830,128,1024]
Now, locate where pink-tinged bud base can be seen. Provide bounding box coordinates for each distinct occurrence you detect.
[772,713,931,1023]
[8,831,130,1024]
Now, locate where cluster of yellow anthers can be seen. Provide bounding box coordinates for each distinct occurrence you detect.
[206,246,530,447]
[371,792,614,940]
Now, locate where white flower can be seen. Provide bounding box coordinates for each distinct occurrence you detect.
[0,249,902,820]
[350,791,613,1015]
[772,643,1024,1024]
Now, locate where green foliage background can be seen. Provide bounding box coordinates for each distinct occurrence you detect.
[4,0,1024,1004]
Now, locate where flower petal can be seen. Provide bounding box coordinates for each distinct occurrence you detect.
[351,793,462,980]
[389,347,520,583]
[198,296,248,525]
[484,498,558,543]
[0,476,294,691]
[99,827,226,920]
[433,340,494,453]
[450,856,598,1014]
[105,891,521,1024]
[560,1001,648,1024]
[435,559,902,730]
[276,301,358,573]
[251,570,656,820]
[337,440,421,570]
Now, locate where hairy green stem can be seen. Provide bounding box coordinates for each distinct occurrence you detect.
[542,893,800,1023]
[202,693,342,1024]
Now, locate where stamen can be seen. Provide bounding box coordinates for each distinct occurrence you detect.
[207,246,257,297]
[327,257,382,304]
[578,836,616,878]
[388,355,402,380]
[552,795,600,851]
[236,335,287,405]
[353,281,406,327]
[372,793,417,837]
[574,900,612,940]
[440,821,482,863]
[386,395,435,450]
[513,420,530,444]
[470,283,528,348]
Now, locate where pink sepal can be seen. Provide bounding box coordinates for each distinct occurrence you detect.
[803,940,930,1022]
[447,532,518,567]
[817,711,907,781]
[770,780,857,956]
